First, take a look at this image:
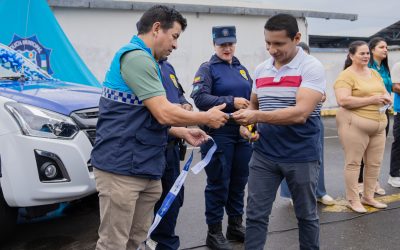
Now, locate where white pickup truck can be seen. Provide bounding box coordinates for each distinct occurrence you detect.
[0,43,101,240]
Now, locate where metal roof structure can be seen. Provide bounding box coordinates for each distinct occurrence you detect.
[310,20,400,48]
[48,0,357,21]
[309,35,369,48]
[371,20,400,44]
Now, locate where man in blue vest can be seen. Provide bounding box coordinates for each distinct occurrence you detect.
[150,59,192,250]
[91,5,228,250]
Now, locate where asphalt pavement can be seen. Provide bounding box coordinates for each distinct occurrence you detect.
[1,117,400,250]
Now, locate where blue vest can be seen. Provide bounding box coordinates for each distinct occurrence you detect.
[103,36,162,93]
[91,36,168,180]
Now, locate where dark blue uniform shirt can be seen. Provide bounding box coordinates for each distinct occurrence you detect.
[190,55,252,113]
[159,59,189,105]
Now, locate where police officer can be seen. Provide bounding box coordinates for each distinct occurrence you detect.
[191,26,252,250]
[91,6,228,250]
[150,58,192,250]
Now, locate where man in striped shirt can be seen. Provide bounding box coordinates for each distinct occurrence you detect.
[233,13,326,250]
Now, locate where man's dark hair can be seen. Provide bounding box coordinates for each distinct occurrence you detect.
[137,5,187,35]
[264,13,299,40]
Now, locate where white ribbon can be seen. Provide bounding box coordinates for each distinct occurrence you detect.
[137,138,217,250]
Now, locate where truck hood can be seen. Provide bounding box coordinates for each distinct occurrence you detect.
[0,80,101,115]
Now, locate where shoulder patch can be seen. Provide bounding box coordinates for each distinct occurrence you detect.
[170,74,179,88]
[239,69,248,80]
[193,76,202,83]
[192,84,200,93]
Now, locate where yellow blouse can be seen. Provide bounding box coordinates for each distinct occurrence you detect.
[334,68,387,121]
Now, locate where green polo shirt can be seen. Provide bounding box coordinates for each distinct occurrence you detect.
[121,50,166,101]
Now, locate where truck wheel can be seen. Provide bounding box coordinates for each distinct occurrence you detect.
[0,188,18,242]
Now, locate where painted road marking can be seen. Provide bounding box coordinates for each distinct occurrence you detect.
[323,193,400,213]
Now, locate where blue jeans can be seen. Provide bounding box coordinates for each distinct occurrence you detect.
[281,119,326,198]
[245,151,320,250]
[281,165,326,198]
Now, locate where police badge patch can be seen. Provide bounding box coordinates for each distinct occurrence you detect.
[8,35,53,74]
[239,69,248,80]
[169,74,179,88]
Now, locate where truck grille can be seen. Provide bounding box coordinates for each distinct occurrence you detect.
[70,108,98,145]
[75,110,99,119]
[83,129,97,145]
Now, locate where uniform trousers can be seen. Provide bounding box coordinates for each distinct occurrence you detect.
[151,144,184,250]
[201,125,251,225]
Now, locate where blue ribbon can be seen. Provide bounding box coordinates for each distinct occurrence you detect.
[191,138,217,174]
[139,138,217,249]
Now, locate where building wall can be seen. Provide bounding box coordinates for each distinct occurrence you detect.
[52,7,307,105]
[51,7,400,110]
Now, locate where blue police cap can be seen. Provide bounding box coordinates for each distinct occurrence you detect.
[212,26,237,45]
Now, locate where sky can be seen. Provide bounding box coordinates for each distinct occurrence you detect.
[250,0,399,37]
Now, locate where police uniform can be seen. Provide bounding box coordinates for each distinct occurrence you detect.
[150,59,191,250]
[190,26,252,249]
[91,36,167,250]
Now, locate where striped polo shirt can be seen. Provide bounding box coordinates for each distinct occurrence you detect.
[252,47,326,163]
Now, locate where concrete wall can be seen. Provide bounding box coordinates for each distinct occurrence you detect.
[51,7,307,105]
[51,7,399,110]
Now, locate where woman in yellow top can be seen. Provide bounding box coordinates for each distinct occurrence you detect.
[334,40,392,213]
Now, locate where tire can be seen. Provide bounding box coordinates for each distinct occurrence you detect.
[0,187,18,242]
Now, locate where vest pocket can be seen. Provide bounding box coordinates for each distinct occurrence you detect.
[131,128,167,176]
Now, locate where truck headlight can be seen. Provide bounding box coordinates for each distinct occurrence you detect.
[5,102,79,139]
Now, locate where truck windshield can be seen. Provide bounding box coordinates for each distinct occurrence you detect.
[0,43,53,81]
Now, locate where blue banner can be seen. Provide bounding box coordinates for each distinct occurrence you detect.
[0,0,100,87]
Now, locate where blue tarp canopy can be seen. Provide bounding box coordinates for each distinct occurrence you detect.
[0,0,100,87]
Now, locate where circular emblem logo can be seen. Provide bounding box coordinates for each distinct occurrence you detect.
[222,29,229,37]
